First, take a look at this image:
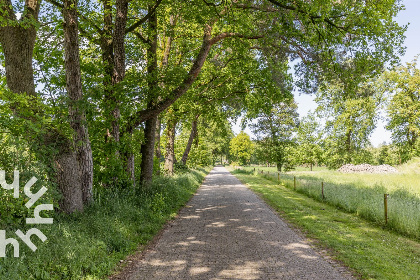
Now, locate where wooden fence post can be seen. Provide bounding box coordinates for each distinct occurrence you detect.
[322,182,325,200]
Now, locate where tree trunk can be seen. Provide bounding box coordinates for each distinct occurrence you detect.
[154,117,162,175]
[126,152,135,184]
[310,162,313,171]
[54,151,84,213]
[277,163,282,172]
[0,0,38,97]
[139,4,159,185]
[140,117,157,185]
[164,118,177,175]
[181,115,199,165]
[63,0,94,205]
[100,0,127,144]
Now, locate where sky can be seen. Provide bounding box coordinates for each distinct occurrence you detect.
[234,0,420,147]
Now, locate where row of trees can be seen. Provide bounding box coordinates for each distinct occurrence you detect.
[0,0,405,213]
[229,57,420,170]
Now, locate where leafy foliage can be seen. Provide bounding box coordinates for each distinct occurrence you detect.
[383,58,420,161]
[229,131,253,165]
[250,100,299,171]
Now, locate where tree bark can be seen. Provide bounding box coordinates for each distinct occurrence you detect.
[100,0,127,144]
[140,117,157,185]
[164,118,178,175]
[54,151,84,213]
[0,0,39,96]
[126,152,135,184]
[181,115,199,165]
[63,0,94,206]
[139,4,159,185]
[154,117,162,175]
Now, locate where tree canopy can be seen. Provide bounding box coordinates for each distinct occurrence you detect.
[0,0,408,212]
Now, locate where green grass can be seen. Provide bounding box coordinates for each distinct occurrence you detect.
[241,163,420,239]
[0,168,210,280]
[230,169,420,280]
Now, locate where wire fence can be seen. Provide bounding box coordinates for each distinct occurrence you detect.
[240,167,420,240]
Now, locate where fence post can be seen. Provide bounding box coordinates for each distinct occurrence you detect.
[294,176,296,190]
[277,172,279,181]
[322,182,325,200]
[384,194,389,225]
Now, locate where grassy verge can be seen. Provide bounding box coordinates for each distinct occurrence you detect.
[242,166,420,239]
[230,169,420,280]
[0,167,210,280]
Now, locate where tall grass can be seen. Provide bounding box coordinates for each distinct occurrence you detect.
[242,165,420,240]
[0,168,209,280]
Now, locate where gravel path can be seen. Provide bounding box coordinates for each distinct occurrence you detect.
[125,166,353,280]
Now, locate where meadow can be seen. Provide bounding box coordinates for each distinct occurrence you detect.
[242,158,420,239]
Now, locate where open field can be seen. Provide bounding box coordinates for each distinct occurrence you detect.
[241,159,420,239]
[230,169,420,280]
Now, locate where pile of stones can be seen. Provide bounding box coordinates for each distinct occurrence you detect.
[338,163,399,174]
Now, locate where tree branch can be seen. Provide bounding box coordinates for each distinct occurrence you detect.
[46,0,103,43]
[125,0,163,34]
[210,32,264,45]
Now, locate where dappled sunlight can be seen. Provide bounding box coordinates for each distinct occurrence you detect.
[205,221,226,228]
[282,243,318,260]
[217,261,262,279]
[237,225,260,233]
[147,259,187,272]
[129,167,351,279]
[189,266,211,276]
[195,205,227,212]
[181,215,201,219]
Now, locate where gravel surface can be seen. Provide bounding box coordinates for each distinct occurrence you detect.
[121,166,353,280]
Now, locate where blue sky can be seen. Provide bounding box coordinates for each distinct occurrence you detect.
[235,0,420,147]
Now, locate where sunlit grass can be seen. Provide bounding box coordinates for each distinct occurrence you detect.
[231,169,420,280]
[241,162,420,239]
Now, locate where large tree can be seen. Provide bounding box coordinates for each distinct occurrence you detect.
[315,78,381,167]
[294,114,323,171]
[250,100,299,171]
[383,58,420,161]
[230,131,253,165]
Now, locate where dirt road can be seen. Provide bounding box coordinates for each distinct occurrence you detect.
[118,166,353,280]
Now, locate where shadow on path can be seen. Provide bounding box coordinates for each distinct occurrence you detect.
[125,167,353,280]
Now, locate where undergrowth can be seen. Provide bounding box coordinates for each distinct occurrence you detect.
[0,167,210,280]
